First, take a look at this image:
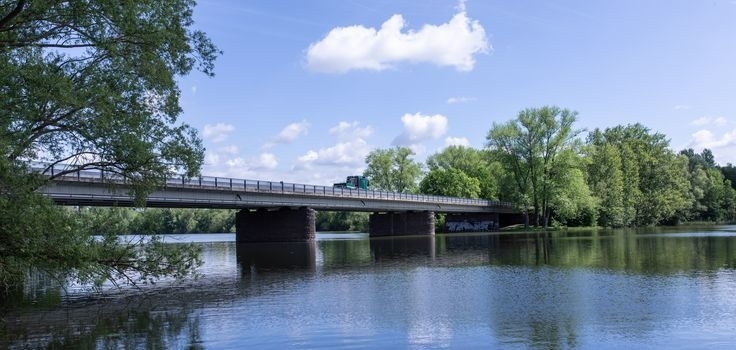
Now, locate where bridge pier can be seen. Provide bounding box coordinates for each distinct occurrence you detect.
[368,211,435,237]
[444,212,499,233]
[236,207,316,243]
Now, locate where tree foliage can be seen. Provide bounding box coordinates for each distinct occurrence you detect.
[586,125,690,226]
[486,106,583,227]
[1,1,219,291]
[420,167,481,198]
[425,145,501,199]
[363,146,422,193]
[316,211,368,232]
[77,207,236,235]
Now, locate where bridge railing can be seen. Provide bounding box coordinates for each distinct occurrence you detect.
[32,162,515,209]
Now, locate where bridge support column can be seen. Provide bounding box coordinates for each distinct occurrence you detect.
[369,211,435,237]
[443,212,499,233]
[236,207,316,243]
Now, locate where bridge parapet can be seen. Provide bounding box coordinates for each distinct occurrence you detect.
[33,163,516,212]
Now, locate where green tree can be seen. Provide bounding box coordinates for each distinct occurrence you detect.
[0,1,218,291]
[585,136,625,227]
[486,106,583,227]
[426,146,502,199]
[419,168,481,198]
[679,148,736,223]
[363,146,422,193]
[587,124,689,226]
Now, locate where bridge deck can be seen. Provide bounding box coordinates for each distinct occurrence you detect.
[37,165,516,213]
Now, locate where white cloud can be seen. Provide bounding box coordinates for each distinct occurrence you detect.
[219,145,240,155]
[688,127,736,165]
[204,152,220,166]
[446,96,476,104]
[690,129,736,150]
[275,120,310,143]
[396,113,448,143]
[263,120,310,149]
[329,121,374,140]
[297,139,371,168]
[691,116,728,127]
[674,105,691,111]
[226,152,279,172]
[202,123,235,143]
[257,153,278,169]
[304,4,490,73]
[445,136,470,147]
[296,121,374,171]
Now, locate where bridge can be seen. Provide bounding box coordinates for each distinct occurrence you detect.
[36,164,522,242]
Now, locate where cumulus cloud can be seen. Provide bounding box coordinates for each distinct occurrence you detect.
[329,121,374,140]
[304,4,490,73]
[393,113,448,145]
[203,123,235,143]
[263,120,310,149]
[296,121,374,170]
[275,120,310,143]
[445,136,470,147]
[691,116,728,127]
[446,96,476,104]
[690,129,736,149]
[204,152,220,166]
[688,126,736,165]
[226,152,279,172]
[219,145,240,155]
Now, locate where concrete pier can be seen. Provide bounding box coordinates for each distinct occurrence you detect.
[236,207,316,243]
[368,211,435,237]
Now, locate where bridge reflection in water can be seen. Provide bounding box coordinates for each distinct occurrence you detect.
[234,233,529,272]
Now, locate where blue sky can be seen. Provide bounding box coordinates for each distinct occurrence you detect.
[178,0,736,184]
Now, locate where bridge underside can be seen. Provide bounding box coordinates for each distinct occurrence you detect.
[236,208,438,242]
[444,212,500,233]
[235,208,527,242]
[368,211,435,237]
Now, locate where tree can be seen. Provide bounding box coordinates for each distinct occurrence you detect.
[586,124,689,226]
[425,145,502,199]
[486,106,583,227]
[419,167,481,198]
[585,141,625,227]
[363,146,422,193]
[0,1,219,291]
[678,148,736,223]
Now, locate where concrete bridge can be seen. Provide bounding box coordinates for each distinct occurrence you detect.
[36,165,522,242]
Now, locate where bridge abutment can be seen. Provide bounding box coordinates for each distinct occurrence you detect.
[444,212,499,233]
[236,207,316,242]
[368,211,435,237]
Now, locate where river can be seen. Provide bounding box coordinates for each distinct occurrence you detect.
[3,227,736,349]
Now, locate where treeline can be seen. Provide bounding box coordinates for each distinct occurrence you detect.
[364,106,736,228]
[74,208,236,235]
[316,211,369,232]
[73,208,370,234]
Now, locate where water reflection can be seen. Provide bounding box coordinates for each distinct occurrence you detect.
[3,229,736,349]
[236,241,317,273]
[370,235,436,262]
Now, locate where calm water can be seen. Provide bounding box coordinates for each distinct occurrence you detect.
[3,227,736,349]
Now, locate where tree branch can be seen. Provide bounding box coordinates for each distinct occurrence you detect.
[0,0,26,31]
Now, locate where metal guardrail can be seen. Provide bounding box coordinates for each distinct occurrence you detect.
[32,162,515,209]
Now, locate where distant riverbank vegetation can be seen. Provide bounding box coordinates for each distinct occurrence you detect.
[73,208,370,235]
[74,208,237,235]
[365,106,736,229]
